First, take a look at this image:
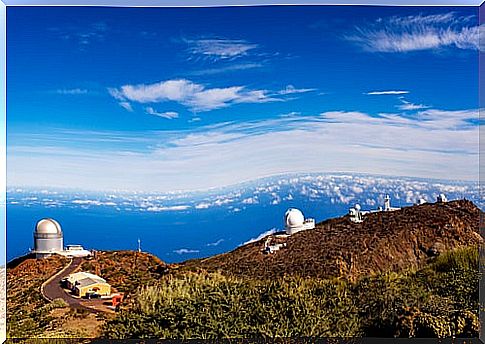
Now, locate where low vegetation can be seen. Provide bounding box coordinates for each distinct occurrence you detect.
[104,246,481,339]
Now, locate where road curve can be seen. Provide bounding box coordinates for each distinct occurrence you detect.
[41,257,88,310]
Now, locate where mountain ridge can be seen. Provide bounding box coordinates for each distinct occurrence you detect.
[179,199,482,281]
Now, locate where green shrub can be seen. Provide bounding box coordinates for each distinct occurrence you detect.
[51,298,68,309]
[430,246,479,273]
[103,246,480,339]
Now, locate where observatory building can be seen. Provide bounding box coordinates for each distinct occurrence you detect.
[382,194,400,212]
[33,218,64,258]
[32,218,91,258]
[437,194,448,203]
[284,208,315,235]
[349,204,364,223]
[348,194,401,223]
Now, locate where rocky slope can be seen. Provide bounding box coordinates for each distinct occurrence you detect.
[180,200,482,281]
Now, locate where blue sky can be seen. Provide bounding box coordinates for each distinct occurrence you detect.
[6,6,481,192]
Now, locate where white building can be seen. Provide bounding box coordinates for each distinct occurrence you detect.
[62,245,92,258]
[348,195,400,223]
[284,208,315,235]
[437,194,448,203]
[416,198,427,205]
[349,204,364,223]
[32,218,91,258]
[263,237,287,254]
[383,194,400,212]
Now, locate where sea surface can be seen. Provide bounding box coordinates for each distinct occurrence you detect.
[7,200,345,264]
[6,173,480,264]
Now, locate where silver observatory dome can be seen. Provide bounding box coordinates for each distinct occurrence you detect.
[34,218,64,256]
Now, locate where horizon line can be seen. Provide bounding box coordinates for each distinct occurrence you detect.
[6,170,478,195]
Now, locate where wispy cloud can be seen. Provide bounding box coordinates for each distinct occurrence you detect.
[242,228,277,246]
[109,79,280,112]
[174,248,199,254]
[348,13,481,53]
[51,22,108,49]
[277,85,316,95]
[396,97,429,111]
[56,88,88,95]
[8,107,480,191]
[366,90,409,95]
[119,102,133,112]
[280,111,302,117]
[186,38,258,60]
[189,63,263,76]
[207,239,224,247]
[145,107,179,119]
[146,205,190,212]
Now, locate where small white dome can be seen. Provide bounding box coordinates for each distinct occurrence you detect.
[355,204,361,211]
[35,218,62,234]
[285,208,305,227]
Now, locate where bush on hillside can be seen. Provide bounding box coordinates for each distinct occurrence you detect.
[103,246,480,339]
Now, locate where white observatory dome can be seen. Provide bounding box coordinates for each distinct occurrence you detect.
[33,218,64,258]
[285,208,305,227]
[35,218,62,234]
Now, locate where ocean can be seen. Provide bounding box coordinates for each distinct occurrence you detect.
[6,199,346,264]
[6,173,480,264]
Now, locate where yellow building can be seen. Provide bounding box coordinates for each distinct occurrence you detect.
[63,271,111,297]
[74,277,111,297]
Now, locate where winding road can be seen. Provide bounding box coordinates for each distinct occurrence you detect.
[41,257,85,308]
[41,257,108,312]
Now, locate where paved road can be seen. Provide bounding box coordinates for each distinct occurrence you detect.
[42,257,113,313]
[42,257,90,310]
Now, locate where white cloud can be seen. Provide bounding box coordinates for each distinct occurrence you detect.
[56,88,88,95]
[278,85,316,95]
[398,103,428,111]
[146,107,179,119]
[242,228,277,246]
[280,112,302,117]
[195,202,211,209]
[190,63,263,76]
[207,239,224,247]
[51,22,108,48]
[186,38,257,60]
[108,79,279,112]
[72,199,117,206]
[119,102,133,112]
[174,248,199,254]
[146,205,190,212]
[8,107,480,192]
[284,194,294,201]
[242,196,258,204]
[366,90,409,95]
[396,98,429,111]
[189,117,201,123]
[349,13,481,53]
